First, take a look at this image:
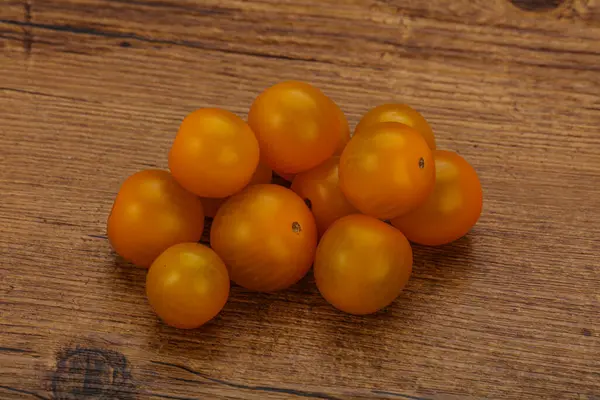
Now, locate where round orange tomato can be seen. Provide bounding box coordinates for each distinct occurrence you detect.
[201,162,272,218]
[248,81,344,174]
[339,122,435,220]
[146,243,230,329]
[169,108,260,198]
[210,184,317,292]
[355,104,436,150]
[291,157,358,237]
[107,170,205,268]
[391,150,483,245]
[314,214,413,315]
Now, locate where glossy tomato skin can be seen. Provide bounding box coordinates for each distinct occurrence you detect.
[107,170,205,268]
[201,162,272,218]
[291,157,358,237]
[355,104,436,150]
[169,108,260,198]
[314,214,413,315]
[146,243,230,329]
[248,81,344,175]
[210,184,317,292]
[339,122,435,220]
[391,150,483,246]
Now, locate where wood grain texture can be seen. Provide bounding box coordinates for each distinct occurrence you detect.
[1,0,599,398]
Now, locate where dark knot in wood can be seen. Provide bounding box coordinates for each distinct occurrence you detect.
[52,347,135,399]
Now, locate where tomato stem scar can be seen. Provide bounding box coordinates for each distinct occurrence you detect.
[292,222,302,233]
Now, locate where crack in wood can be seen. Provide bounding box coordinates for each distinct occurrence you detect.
[151,360,341,399]
[0,346,34,354]
[150,393,201,400]
[1,87,97,103]
[0,385,49,400]
[22,0,33,56]
[371,390,430,400]
[1,17,598,74]
[0,19,327,64]
[88,234,108,240]
[104,0,233,17]
[510,0,567,11]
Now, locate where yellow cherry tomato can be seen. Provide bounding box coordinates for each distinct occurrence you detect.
[339,122,435,220]
[107,170,205,268]
[355,104,436,150]
[314,214,413,315]
[248,81,344,174]
[146,243,230,329]
[169,108,260,198]
[392,150,483,245]
[211,184,317,292]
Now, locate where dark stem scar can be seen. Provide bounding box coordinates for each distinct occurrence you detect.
[509,0,566,11]
[292,221,302,233]
[52,347,136,399]
[418,157,425,169]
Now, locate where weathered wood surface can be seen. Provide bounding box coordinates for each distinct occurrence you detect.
[1,0,599,398]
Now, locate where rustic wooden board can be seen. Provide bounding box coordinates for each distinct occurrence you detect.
[1,0,599,398]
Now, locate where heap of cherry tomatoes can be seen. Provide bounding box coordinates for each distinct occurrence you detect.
[107,81,483,329]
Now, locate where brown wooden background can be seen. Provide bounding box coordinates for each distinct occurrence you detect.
[1,0,599,399]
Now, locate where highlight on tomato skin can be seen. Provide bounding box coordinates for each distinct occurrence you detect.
[107,169,205,268]
[314,214,413,315]
[355,103,437,150]
[248,81,345,175]
[291,157,358,237]
[146,243,230,329]
[339,122,436,220]
[169,108,260,198]
[391,150,483,246]
[210,184,318,293]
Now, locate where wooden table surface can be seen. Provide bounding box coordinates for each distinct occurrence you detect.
[1,0,600,399]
